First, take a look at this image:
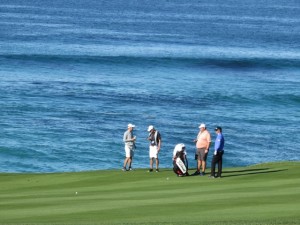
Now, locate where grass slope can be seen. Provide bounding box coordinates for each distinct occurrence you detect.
[0,162,299,225]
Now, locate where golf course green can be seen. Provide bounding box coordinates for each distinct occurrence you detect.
[0,161,299,225]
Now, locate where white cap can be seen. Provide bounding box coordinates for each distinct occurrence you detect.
[147,125,154,132]
[199,123,206,128]
[173,143,186,157]
[128,123,135,128]
[174,143,185,152]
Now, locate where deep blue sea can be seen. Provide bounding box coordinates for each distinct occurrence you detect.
[0,0,299,173]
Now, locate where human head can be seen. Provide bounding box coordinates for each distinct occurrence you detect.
[147,125,154,132]
[174,143,185,152]
[215,126,222,133]
[128,123,135,130]
[199,123,206,131]
[179,143,185,151]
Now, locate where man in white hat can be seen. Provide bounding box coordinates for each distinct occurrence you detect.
[147,125,162,172]
[193,123,211,176]
[122,123,136,171]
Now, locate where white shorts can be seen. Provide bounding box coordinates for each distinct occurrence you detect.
[149,145,158,159]
[125,145,134,158]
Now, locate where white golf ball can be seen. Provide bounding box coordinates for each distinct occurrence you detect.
[75,192,78,195]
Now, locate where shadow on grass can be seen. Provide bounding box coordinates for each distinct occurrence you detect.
[160,168,288,178]
[222,168,288,178]
[223,168,270,173]
[168,168,288,178]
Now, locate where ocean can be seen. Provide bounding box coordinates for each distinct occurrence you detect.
[0,0,299,173]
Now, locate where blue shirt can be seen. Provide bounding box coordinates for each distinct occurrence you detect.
[214,133,225,151]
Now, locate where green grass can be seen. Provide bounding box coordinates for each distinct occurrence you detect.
[0,161,299,225]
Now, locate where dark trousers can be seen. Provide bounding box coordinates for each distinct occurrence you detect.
[211,151,224,177]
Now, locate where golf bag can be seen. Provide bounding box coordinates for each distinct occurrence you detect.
[173,151,188,176]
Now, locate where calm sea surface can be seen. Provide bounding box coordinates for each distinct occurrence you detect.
[0,0,300,172]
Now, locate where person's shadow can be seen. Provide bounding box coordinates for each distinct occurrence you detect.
[221,168,287,178]
[163,167,287,178]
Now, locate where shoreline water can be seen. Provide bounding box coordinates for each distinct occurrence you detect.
[1,0,300,173]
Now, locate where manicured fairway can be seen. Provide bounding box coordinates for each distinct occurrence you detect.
[0,162,299,225]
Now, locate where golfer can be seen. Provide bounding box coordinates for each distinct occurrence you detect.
[147,125,161,172]
[122,123,136,171]
[194,123,211,176]
[209,126,225,178]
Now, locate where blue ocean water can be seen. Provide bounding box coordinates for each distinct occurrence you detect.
[0,0,299,173]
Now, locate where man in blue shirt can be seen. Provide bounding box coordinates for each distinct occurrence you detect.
[209,126,225,178]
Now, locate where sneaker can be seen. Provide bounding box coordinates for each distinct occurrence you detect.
[208,175,215,179]
[201,172,206,176]
[148,169,153,172]
[122,167,127,171]
[193,171,200,175]
[128,167,133,171]
[156,169,159,172]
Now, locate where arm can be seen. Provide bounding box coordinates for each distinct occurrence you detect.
[157,138,161,152]
[123,131,136,143]
[205,132,211,153]
[215,137,221,151]
[123,131,127,143]
[194,131,200,143]
[172,148,177,160]
[206,141,211,152]
[156,132,162,152]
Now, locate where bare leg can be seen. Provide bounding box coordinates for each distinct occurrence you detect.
[155,158,159,170]
[128,157,132,168]
[123,157,130,169]
[202,161,206,173]
[197,160,202,172]
[150,158,153,169]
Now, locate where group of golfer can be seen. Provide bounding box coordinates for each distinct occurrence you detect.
[123,123,225,178]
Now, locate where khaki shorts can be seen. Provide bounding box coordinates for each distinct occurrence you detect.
[125,145,134,158]
[196,148,208,161]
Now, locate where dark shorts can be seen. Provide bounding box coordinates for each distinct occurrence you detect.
[196,148,208,161]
